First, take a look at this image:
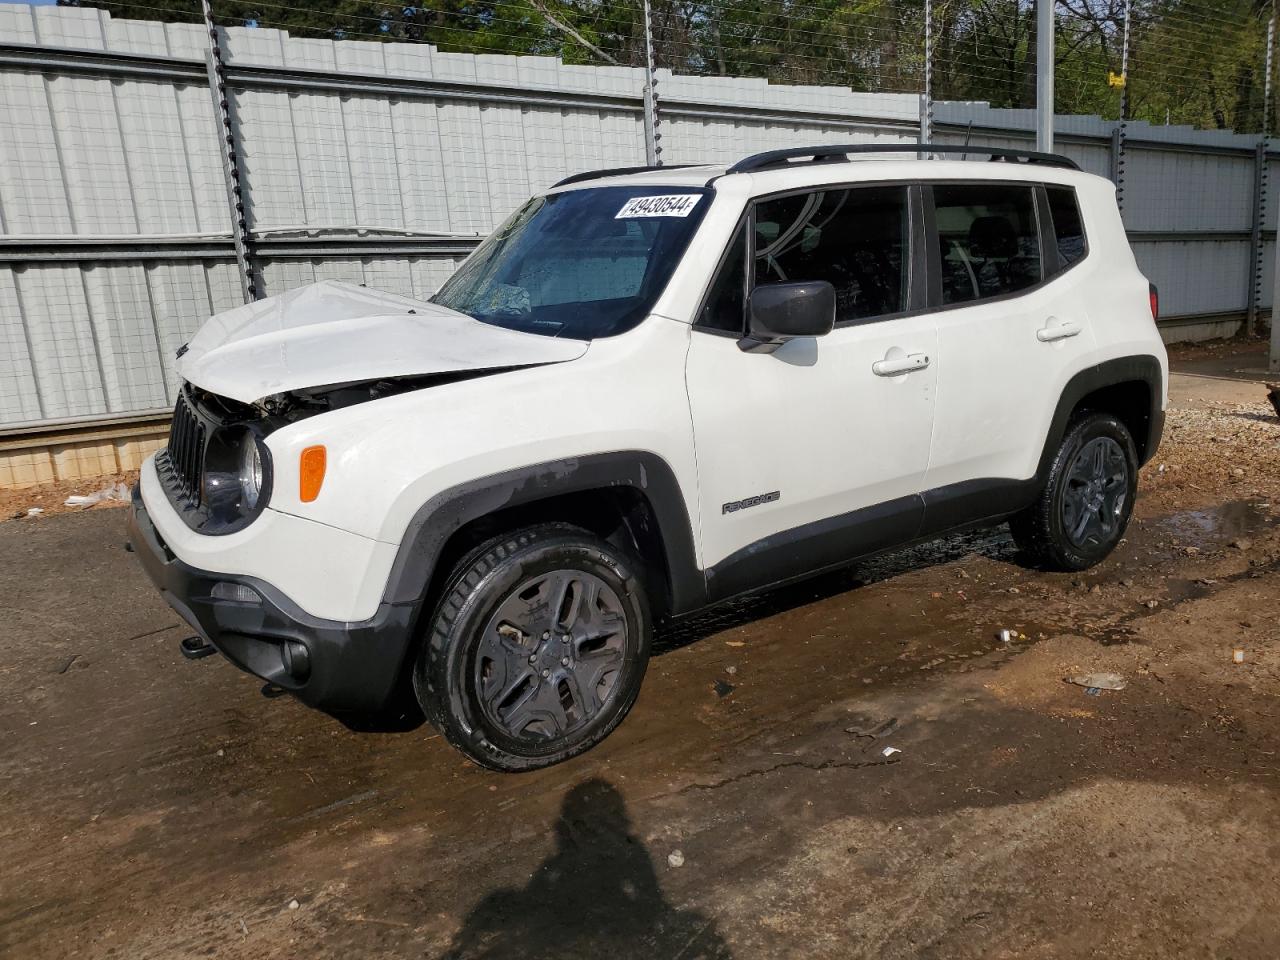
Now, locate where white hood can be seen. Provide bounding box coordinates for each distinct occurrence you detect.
[178,280,589,404]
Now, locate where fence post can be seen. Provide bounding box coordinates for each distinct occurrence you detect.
[1272,232,1280,368]
[640,0,662,166]
[200,0,258,302]
[1261,8,1276,347]
[1249,141,1267,336]
[1111,0,1131,215]
[1110,125,1126,213]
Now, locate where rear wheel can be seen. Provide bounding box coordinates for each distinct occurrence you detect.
[1010,412,1138,571]
[414,523,651,772]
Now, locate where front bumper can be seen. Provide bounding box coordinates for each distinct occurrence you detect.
[127,486,420,713]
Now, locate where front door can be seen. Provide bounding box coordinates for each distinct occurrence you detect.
[685,183,938,601]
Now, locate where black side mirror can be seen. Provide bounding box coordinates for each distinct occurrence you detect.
[740,281,836,353]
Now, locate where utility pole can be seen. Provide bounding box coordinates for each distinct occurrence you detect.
[920,0,933,153]
[1035,0,1054,152]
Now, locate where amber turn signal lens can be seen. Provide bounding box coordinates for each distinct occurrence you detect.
[299,445,327,502]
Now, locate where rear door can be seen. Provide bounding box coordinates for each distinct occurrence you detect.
[919,180,1097,532]
[685,183,938,600]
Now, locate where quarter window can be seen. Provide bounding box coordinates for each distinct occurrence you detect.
[699,223,748,332]
[932,184,1042,305]
[1047,185,1087,267]
[753,185,909,324]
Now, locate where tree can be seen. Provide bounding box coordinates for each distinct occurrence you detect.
[76,0,1276,131]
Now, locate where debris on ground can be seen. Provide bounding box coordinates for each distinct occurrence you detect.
[667,850,685,868]
[1065,673,1128,691]
[845,717,898,740]
[288,899,300,911]
[64,482,130,508]
[1233,649,1246,664]
[712,679,735,698]
[881,746,902,758]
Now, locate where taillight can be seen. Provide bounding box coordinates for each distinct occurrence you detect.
[1149,282,1159,321]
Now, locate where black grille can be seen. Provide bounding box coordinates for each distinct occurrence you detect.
[167,395,206,505]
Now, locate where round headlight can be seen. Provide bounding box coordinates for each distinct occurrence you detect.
[238,434,263,510]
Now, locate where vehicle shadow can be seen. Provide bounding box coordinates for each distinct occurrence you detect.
[440,777,732,960]
[656,523,1024,654]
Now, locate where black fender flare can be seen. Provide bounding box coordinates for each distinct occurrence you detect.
[1039,354,1165,475]
[381,451,706,615]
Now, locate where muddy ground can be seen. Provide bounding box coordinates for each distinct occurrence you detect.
[2,341,1280,959]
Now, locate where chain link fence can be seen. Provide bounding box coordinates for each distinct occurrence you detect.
[1,0,1278,481]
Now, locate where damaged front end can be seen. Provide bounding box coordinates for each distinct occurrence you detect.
[154,278,591,531]
[159,366,521,535]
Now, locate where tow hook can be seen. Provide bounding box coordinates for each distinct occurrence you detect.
[179,636,218,660]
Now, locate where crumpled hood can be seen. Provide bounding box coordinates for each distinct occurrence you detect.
[178,279,589,404]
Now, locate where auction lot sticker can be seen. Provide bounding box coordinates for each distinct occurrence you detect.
[615,195,702,218]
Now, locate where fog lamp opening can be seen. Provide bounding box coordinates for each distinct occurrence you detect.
[210,581,262,604]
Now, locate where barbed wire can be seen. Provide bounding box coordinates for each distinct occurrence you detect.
[82,0,1277,132]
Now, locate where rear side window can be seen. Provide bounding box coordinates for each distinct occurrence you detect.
[753,185,909,324]
[1046,185,1087,267]
[932,184,1042,305]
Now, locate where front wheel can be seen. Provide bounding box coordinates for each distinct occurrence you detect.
[1010,412,1138,571]
[414,523,651,772]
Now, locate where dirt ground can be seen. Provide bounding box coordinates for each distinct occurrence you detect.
[2,341,1280,959]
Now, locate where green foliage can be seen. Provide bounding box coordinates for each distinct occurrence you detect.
[78,0,1276,132]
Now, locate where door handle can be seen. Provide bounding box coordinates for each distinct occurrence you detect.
[872,352,931,377]
[1036,318,1081,342]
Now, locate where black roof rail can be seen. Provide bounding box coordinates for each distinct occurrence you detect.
[726,143,1079,174]
[552,163,701,188]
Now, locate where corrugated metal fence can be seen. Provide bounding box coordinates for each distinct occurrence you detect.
[0,4,1274,458]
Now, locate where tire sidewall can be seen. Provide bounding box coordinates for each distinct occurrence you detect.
[1046,413,1139,569]
[422,530,651,770]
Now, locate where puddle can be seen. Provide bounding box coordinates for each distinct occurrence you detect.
[1093,625,1140,646]
[1153,499,1271,548]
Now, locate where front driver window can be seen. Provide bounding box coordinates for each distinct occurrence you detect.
[752,185,910,324]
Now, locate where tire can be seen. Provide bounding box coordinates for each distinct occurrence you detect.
[1010,411,1139,572]
[413,523,652,772]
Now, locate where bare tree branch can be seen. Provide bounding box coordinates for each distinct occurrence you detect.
[527,0,620,65]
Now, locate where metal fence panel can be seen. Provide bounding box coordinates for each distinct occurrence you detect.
[1133,239,1252,317]
[1121,150,1255,233]
[0,4,1275,432]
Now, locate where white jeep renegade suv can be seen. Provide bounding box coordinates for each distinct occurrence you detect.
[129,144,1168,771]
